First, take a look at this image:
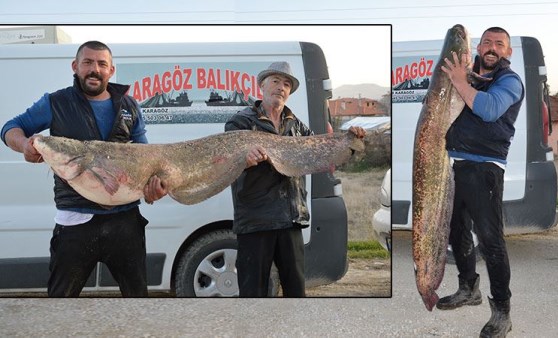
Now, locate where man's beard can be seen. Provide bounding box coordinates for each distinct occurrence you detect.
[79,73,106,96]
[480,51,500,71]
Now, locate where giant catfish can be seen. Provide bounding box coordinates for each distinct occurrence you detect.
[33,130,364,207]
[412,24,472,311]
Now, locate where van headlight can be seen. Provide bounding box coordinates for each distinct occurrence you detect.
[380,185,390,207]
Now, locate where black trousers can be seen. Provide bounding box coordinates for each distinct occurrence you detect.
[48,206,149,297]
[449,161,511,301]
[236,227,305,297]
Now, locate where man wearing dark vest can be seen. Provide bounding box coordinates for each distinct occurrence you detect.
[225,62,365,297]
[1,41,167,297]
[436,27,524,337]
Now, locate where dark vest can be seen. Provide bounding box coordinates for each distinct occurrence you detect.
[446,57,525,161]
[224,102,312,234]
[50,76,140,211]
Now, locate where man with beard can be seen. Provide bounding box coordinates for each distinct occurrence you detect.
[1,41,167,297]
[436,27,524,337]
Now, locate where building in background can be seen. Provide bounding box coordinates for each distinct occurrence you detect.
[329,97,388,130]
[0,26,71,44]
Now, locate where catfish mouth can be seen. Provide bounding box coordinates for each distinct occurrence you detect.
[449,24,470,56]
[45,153,86,180]
[33,137,87,180]
[66,154,86,165]
[452,24,466,39]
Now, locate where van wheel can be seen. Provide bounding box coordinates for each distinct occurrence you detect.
[174,229,279,297]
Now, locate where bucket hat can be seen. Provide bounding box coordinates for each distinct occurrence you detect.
[257,61,300,94]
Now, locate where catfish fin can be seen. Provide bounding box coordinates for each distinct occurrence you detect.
[266,154,313,177]
[88,166,120,195]
[169,153,247,205]
[266,146,352,177]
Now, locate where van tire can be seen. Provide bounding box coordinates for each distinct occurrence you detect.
[174,229,280,297]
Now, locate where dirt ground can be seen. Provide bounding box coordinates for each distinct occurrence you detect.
[5,259,392,299]
[307,258,391,297]
[306,168,391,297]
[335,169,386,242]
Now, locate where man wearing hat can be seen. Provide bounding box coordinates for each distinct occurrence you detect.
[225,61,365,297]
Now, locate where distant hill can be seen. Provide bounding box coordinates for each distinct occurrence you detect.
[332,83,390,100]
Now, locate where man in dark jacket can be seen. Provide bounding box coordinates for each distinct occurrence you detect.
[437,27,524,337]
[225,62,365,297]
[1,41,167,297]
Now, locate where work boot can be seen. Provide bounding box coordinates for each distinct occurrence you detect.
[436,274,482,310]
[480,297,512,338]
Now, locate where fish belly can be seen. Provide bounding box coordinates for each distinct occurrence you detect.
[68,168,144,206]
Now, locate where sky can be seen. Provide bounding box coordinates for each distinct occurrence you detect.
[0,24,391,89]
[1,1,558,90]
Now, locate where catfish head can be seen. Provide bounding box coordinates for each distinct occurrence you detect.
[441,24,471,67]
[441,25,492,84]
[33,135,94,181]
[347,132,365,153]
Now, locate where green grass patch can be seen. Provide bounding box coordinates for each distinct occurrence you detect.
[347,240,390,259]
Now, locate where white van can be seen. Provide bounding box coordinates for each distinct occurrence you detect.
[389,36,557,234]
[0,41,350,296]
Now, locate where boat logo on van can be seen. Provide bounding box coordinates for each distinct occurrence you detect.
[392,56,435,103]
[118,62,272,125]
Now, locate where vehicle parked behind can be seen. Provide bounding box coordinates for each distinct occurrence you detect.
[0,40,350,296]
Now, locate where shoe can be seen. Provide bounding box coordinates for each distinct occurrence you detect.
[479,297,512,338]
[436,274,482,310]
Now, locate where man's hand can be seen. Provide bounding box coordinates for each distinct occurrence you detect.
[348,126,366,139]
[144,175,168,205]
[246,146,268,168]
[441,51,471,86]
[441,51,477,108]
[4,129,44,163]
[23,135,44,163]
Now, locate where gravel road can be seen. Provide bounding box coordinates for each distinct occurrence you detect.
[381,227,558,337]
[1,227,556,337]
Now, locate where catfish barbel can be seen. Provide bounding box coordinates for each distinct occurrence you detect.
[33,130,364,206]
